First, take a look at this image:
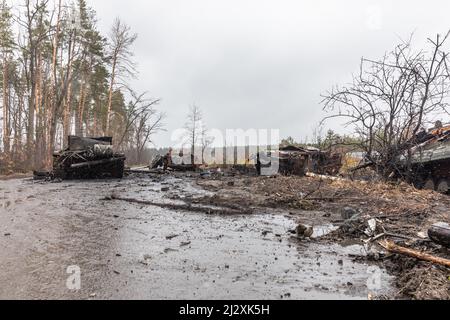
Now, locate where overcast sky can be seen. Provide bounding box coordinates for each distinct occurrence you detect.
[91,0,450,148]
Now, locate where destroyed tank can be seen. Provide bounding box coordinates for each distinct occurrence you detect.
[404,126,450,193]
[52,136,126,179]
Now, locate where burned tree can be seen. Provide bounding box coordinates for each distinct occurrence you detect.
[184,104,203,165]
[322,33,450,179]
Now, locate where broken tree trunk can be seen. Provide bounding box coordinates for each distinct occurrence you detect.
[379,240,450,268]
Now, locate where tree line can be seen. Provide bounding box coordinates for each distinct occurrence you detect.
[0,0,164,173]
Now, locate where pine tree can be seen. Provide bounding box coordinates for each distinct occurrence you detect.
[0,0,163,172]
[0,0,14,155]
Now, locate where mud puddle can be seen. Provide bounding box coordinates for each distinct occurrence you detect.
[0,175,394,299]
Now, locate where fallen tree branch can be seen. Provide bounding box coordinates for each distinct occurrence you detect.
[379,240,450,268]
[107,195,252,215]
[365,233,386,243]
[384,232,415,241]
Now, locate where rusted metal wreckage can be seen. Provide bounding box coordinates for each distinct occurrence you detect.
[278,145,343,176]
[34,136,126,180]
[150,151,196,172]
[399,124,450,193]
[148,145,343,177]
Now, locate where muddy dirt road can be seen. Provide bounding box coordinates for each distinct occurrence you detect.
[0,174,394,300]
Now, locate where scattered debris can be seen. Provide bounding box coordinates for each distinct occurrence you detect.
[295,224,314,239]
[417,231,428,239]
[139,255,152,266]
[150,154,165,170]
[341,207,359,220]
[164,248,178,254]
[150,151,197,172]
[195,172,449,299]
[6,160,450,300]
[33,171,51,181]
[365,219,378,237]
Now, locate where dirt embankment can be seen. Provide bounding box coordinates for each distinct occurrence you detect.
[194,174,450,300]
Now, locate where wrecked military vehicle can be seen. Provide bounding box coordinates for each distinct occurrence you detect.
[402,126,450,193]
[50,136,126,179]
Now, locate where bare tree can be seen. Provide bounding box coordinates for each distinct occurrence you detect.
[134,109,165,164]
[322,32,450,179]
[105,17,137,135]
[311,123,324,148]
[116,90,164,161]
[184,104,203,165]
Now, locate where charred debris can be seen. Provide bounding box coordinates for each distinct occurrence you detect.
[34,136,126,180]
[33,124,450,197]
[399,124,450,194]
[351,123,450,194]
[278,145,343,176]
[145,145,344,178]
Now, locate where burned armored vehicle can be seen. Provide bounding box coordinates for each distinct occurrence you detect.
[278,145,343,176]
[52,136,126,179]
[400,126,450,194]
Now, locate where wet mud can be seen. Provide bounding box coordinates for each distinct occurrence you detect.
[0,174,394,299]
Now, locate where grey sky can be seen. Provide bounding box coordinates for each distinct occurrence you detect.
[92,0,450,147]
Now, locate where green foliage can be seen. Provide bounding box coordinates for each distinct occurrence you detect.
[0,0,14,55]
